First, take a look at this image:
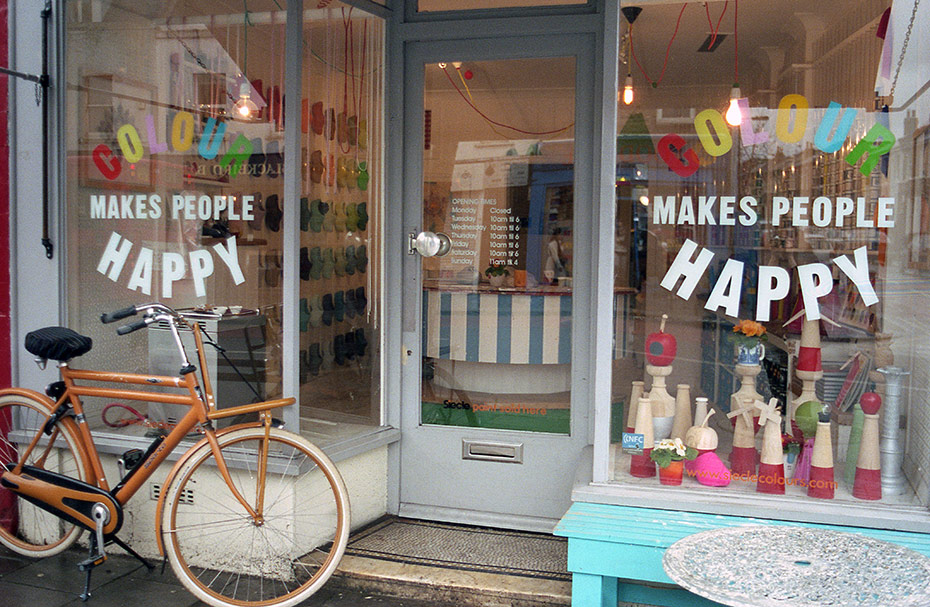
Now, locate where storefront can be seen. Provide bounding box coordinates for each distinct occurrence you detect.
[6,0,930,601]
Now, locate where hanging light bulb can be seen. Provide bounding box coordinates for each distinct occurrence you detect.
[233,82,259,120]
[620,7,640,107]
[725,84,742,126]
[234,4,260,121]
[623,74,634,105]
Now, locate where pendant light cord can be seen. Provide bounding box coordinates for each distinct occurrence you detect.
[704,1,728,50]
[630,3,687,88]
[242,0,253,78]
[733,0,739,84]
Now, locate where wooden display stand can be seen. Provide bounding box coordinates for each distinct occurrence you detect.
[646,364,676,439]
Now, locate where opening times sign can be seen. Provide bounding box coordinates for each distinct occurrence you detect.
[447,196,524,272]
[489,207,521,267]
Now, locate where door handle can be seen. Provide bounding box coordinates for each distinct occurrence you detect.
[408,231,452,257]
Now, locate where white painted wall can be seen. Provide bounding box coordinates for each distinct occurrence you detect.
[87,445,388,558]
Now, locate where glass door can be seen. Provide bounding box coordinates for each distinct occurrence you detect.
[400,35,594,529]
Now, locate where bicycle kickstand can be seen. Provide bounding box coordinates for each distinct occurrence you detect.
[77,503,110,601]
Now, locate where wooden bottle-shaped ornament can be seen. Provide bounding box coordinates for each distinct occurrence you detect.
[625,381,645,434]
[852,392,882,500]
[630,396,656,478]
[693,397,709,430]
[791,317,823,425]
[671,384,692,441]
[756,398,785,494]
[844,403,865,489]
[808,412,835,499]
[727,398,759,475]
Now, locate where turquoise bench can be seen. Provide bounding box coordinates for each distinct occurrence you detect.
[554,501,930,607]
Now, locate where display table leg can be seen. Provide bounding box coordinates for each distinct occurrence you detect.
[571,572,617,607]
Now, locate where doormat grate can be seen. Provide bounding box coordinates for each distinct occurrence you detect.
[344,517,570,582]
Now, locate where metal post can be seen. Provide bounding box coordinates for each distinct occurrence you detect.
[40,1,52,259]
[0,2,52,258]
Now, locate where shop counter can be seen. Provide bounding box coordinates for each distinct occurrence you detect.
[422,285,634,365]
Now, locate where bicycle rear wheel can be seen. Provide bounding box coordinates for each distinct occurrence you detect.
[0,394,88,556]
[161,426,350,607]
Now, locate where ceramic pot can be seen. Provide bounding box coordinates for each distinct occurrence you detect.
[736,343,765,365]
[658,460,684,486]
[653,416,675,440]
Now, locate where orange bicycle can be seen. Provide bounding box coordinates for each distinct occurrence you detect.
[0,303,350,607]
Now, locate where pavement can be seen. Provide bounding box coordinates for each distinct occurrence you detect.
[0,546,442,607]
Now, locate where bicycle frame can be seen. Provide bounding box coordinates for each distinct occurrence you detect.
[5,319,294,546]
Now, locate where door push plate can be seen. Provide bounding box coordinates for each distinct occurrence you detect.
[462,439,524,464]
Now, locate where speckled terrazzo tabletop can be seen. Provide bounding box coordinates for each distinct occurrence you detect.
[663,525,930,607]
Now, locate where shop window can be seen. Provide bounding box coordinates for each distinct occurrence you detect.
[610,0,930,518]
[64,0,384,438]
[298,2,383,425]
[417,0,588,12]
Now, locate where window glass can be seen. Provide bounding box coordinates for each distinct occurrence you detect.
[298,2,383,426]
[418,0,586,12]
[64,0,383,435]
[65,0,287,436]
[611,0,930,512]
[419,57,575,434]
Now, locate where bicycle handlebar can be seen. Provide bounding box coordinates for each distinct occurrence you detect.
[100,305,138,324]
[105,303,196,373]
[102,303,181,325]
[116,317,151,335]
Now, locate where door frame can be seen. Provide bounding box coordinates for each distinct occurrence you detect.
[392,34,596,530]
[383,0,619,523]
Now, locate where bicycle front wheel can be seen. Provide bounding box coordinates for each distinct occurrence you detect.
[0,393,88,557]
[161,426,350,607]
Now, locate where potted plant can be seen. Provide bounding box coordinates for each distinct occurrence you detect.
[484,264,510,287]
[732,319,767,365]
[649,438,698,485]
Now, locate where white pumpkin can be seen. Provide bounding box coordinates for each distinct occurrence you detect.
[685,410,718,451]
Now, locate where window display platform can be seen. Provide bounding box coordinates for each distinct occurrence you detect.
[554,502,930,607]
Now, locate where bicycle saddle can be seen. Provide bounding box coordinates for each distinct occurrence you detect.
[25,327,93,361]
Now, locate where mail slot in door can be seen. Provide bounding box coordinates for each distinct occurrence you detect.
[462,439,524,463]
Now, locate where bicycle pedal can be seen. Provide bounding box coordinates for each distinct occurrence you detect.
[77,553,107,571]
[77,502,110,573]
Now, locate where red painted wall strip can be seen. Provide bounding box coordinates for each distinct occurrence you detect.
[0,0,13,532]
[0,0,10,389]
